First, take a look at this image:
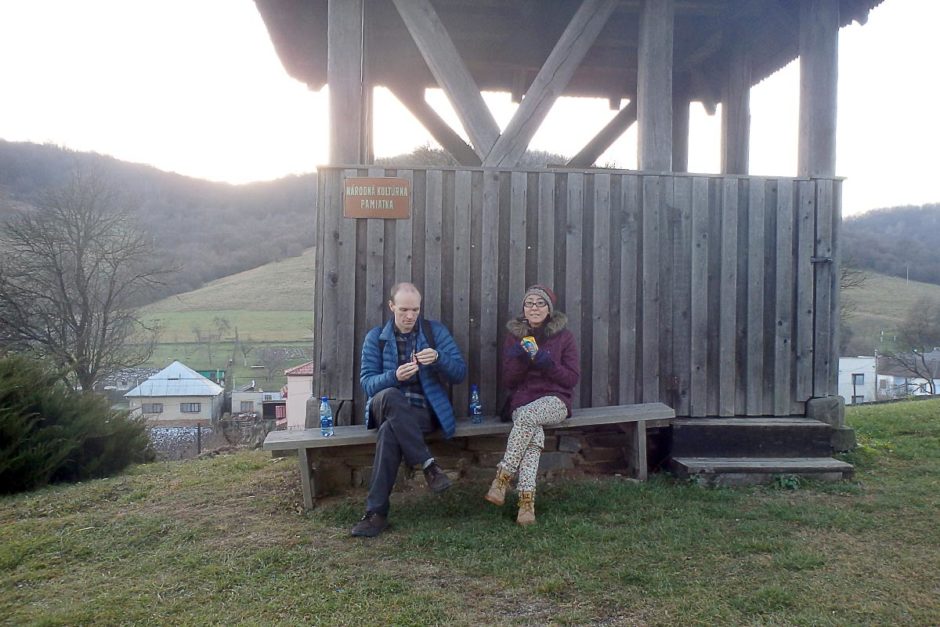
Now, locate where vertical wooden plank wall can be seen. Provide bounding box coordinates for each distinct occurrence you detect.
[314,167,840,420]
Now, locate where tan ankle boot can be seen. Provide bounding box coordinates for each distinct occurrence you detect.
[517,491,535,525]
[484,467,512,506]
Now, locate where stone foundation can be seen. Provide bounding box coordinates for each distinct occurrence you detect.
[305,424,665,497]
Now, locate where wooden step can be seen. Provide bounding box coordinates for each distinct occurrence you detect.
[671,456,854,486]
[671,417,833,458]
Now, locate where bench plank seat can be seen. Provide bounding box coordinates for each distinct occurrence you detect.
[265,402,675,510]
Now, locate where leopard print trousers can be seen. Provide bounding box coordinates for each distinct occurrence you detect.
[497,395,567,492]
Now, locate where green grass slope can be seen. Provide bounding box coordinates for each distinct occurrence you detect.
[142,249,315,343]
[843,271,940,355]
[146,249,316,313]
[138,248,940,355]
[2,400,938,624]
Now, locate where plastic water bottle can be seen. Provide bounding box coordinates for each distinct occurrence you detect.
[319,396,334,437]
[469,385,483,424]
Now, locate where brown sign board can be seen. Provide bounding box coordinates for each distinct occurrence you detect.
[343,177,411,219]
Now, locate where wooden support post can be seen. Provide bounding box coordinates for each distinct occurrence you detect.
[298,448,316,511]
[483,0,618,167]
[721,45,751,175]
[620,421,648,480]
[327,0,364,164]
[392,0,499,160]
[798,0,839,177]
[361,84,374,164]
[566,100,637,168]
[672,76,690,173]
[637,0,674,172]
[388,85,482,166]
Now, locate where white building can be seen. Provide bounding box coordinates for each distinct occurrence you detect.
[838,356,876,405]
[232,383,263,416]
[876,351,940,400]
[125,361,224,422]
[284,361,314,429]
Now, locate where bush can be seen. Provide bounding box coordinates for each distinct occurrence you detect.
[0,355,154,494]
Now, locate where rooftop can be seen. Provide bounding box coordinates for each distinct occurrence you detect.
[256,0,883,103]
[125,361,225,398]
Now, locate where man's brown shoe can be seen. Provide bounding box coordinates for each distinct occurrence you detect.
[350,511,387,537]
[423,462,452,493]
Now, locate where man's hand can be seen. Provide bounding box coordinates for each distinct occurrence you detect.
[415,348,438,365]
[396,361,420,381]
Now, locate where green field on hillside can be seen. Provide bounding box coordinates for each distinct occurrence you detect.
[145,341,312,392]
[843,271,940,355]
[141,248,940,360]
[145,310,312,344]
[138,250,316,383]
[146,249,316,314]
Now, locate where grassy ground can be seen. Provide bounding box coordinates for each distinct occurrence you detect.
[137,246,940,356]
[144,311,313,344]
[133,252,315,387]
[3,401,938,624]
[145,250,316,314]
[844,272,940,355]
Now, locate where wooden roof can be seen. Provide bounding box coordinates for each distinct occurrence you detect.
[255,0,882,103]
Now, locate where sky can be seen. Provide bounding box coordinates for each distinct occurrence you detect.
[0,0,937,217]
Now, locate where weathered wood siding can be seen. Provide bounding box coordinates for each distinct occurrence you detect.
[315,167,840,423]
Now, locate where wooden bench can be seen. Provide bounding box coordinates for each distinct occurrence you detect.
[263,402,675,510]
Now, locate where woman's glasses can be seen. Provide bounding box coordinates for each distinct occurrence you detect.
[523,300,548,309]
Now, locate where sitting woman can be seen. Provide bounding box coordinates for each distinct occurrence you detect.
[484,285,580,525]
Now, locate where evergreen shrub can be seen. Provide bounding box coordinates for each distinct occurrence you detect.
[0,355,154,494]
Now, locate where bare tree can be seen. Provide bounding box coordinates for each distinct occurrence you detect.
[191,322,215,365]
[238,337,254,367]
[258,347,287,383]
[839,260,868,354]
[880,297,940,395]
[213,316,231,340]
[0,169,166,390]
[840,260,867,320]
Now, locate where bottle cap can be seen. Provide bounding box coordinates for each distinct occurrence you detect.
[321,396,328,402]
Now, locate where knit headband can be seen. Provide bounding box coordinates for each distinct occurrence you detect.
[522,285,556,315]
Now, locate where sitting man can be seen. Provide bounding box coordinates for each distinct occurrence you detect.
[351,282,467,537]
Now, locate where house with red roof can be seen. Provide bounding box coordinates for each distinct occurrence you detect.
[284,361,314,430]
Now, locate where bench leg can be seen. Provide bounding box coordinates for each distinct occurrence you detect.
[297,448,317,511]
[625,422,648,481]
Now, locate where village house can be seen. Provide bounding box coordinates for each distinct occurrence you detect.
[284,361,314,430]
[125,361,224,422]
[837,356,876,404]
[876,351,940,399]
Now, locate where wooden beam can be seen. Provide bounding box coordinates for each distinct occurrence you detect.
[483,0,618,168]
[388,85,482,166]
[672,76,690,173]
[566,99,637,167]
[327,0,364,163]
[720,45,750,175]
[391,0,499,160]
[798,0,839,177]
[360,85,374,164]
[637,0,674,171]
[360,9,374,163]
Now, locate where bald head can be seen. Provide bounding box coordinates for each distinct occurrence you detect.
[389,282,421,301]
[389,282,422,333]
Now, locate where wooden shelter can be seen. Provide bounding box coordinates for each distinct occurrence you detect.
[255,0,879,466]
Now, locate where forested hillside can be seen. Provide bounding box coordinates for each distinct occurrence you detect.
[843,204,940,285]
[0,140,317,300]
